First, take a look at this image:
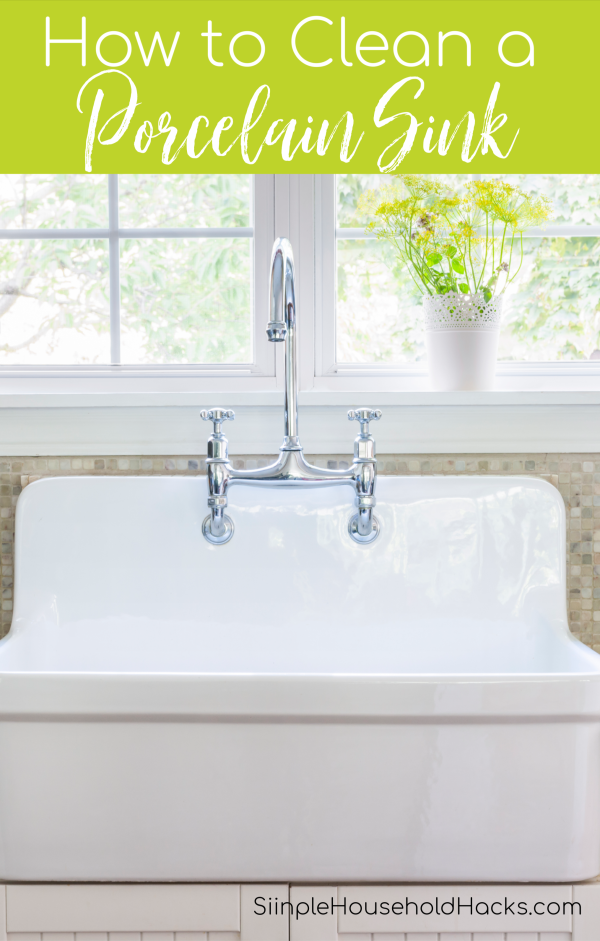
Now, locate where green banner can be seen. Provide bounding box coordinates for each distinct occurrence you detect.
[1,0,597,172]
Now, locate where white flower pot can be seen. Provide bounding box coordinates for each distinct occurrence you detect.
[423,293,503,391]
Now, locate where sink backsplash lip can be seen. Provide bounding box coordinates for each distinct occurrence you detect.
[0,451,597,651]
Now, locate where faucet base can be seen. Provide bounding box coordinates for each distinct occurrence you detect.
[348,513,380,544]
[202,514,235,545]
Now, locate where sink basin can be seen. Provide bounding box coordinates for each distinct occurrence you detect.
[1,474,599,882]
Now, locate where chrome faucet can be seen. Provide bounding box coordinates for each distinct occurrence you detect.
[200,237,382,546]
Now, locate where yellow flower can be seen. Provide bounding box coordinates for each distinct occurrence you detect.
[375,197,415,218]
[358,188,416,220]
[466,180,553,230]
[396,174,446,199]
[435,195,461,211]
[455,222,477,241]
[515,194,553,230]
[360,175,553,298]
[412,229,434,246]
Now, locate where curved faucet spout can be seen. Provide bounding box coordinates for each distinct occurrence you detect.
[267,238,298,449]
[200,238,382,545]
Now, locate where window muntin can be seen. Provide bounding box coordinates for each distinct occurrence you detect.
[0,174,253,368]
[335,174,600,365]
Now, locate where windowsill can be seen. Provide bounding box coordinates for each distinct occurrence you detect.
[0,387,599,455]
[2,388,600,407]
[2,360,600,399]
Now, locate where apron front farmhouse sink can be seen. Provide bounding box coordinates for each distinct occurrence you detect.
[0,474,598,882]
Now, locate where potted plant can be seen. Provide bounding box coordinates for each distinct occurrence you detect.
[362,176,552,390]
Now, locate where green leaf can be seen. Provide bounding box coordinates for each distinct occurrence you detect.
[451,258,465,274]
[458,283,470,294]
[483,288,493,302]
[446,245,457,258]
[426,252,443,266]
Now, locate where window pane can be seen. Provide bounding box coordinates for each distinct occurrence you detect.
[337,238,424,364]
[500,236,600,361]
[0,175,108,228]
[118,175,251,228]
[336,174,600,364]
[0,240,110,364]
[120,237,252,365]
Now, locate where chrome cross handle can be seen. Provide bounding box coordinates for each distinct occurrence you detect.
[200,408,235,434]
[348,408,382,437]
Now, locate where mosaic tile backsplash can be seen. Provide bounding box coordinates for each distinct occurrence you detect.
[0,453,597,651]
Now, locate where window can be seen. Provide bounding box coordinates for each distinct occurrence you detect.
[324,174,600,380]
[0,174,275,378]
[1,173,599,391]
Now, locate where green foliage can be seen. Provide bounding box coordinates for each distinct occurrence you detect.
[501,235,600,361]
[120,236,251,363]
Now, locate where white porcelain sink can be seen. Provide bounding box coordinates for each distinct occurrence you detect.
[1,474,599,882]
